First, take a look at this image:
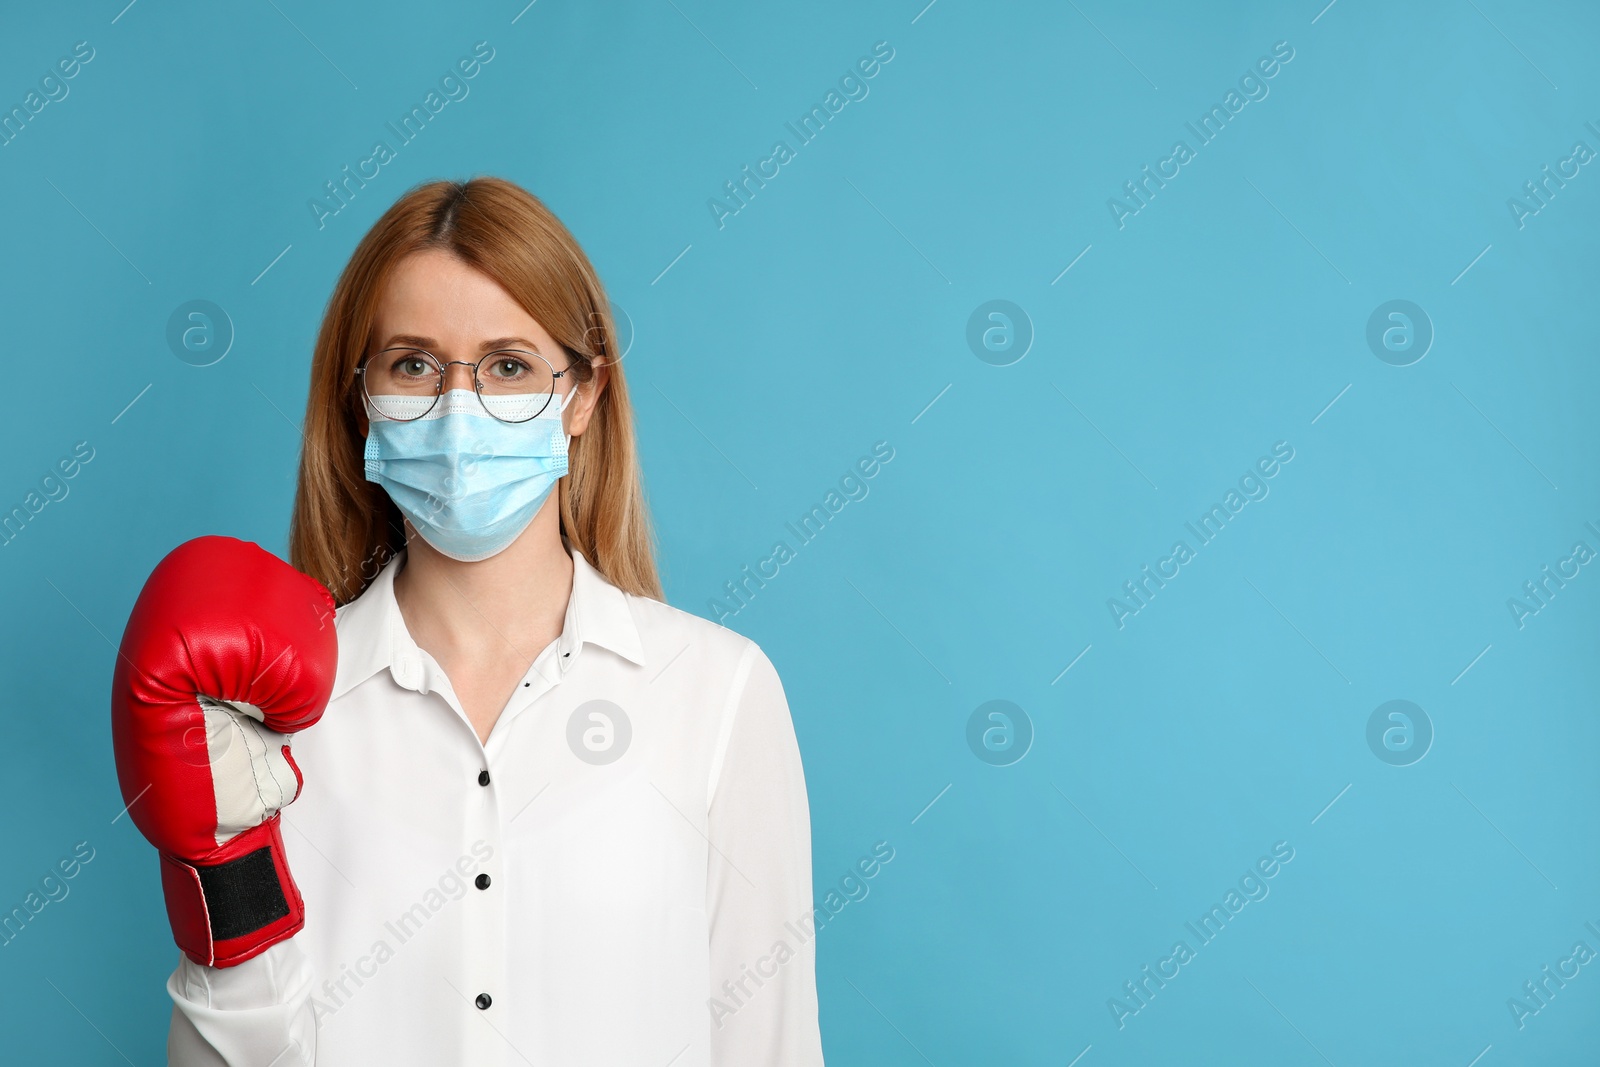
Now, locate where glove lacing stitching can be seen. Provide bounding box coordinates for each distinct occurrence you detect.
[227,711,291,819]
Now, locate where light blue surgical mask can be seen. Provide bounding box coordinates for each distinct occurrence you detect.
[363,388,575,562]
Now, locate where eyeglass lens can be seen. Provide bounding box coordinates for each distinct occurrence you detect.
[362,349,556,423]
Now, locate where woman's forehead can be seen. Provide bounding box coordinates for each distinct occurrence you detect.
[375,252,552,345]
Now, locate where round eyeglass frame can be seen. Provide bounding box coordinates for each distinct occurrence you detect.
[355,346,571,424]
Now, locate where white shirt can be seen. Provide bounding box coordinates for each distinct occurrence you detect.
[166,540,825,1066]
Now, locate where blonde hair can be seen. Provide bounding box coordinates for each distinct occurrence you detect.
[288,176,661,605]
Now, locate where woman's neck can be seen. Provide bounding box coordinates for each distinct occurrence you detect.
[390,504,573,668]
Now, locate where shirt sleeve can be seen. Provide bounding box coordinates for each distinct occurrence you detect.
[166,937,318,1066]
[706,642,826,1066]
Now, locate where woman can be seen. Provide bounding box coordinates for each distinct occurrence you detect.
[150,177,824,1063]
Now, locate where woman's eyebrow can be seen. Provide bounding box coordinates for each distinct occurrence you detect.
[382,334,544,352]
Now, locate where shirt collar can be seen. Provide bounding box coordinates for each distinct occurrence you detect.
[330,537,646,701]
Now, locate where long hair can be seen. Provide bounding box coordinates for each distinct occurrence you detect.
[288,177,662,605]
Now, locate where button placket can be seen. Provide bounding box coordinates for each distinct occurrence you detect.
[464,741,507,1062]
[515,641,568,715]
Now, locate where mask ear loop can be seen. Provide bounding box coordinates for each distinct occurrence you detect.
[551,382,584,419]
[555,384,580,454]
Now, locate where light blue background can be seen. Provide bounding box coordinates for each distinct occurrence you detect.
[2,0,1597,1062]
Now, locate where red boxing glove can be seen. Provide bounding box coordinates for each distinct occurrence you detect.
[111,536,337,967]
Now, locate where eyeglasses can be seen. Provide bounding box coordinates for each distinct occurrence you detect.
[356,346,570,424]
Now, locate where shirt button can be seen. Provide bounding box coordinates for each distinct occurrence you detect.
[475,873,491,890]
[475,993,492,1010]
[477,769,491,787]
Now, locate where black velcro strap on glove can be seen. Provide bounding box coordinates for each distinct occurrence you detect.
[195,846,291,941]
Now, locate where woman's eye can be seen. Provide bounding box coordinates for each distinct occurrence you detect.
[491,359,526,378]
[399,358,430,377]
